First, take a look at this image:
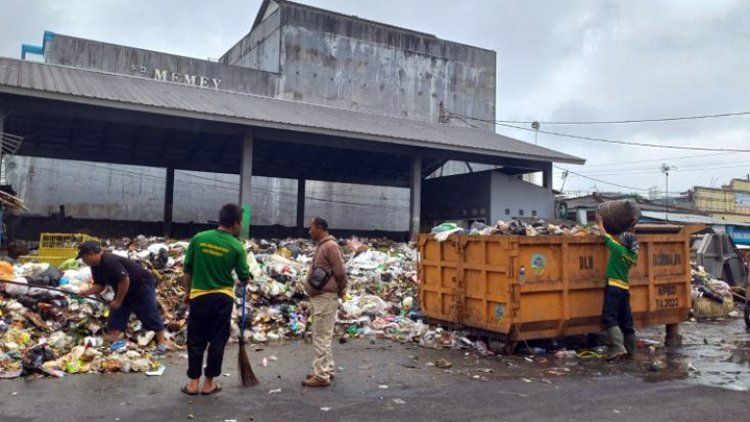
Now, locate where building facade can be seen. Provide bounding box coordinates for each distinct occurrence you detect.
[7,0,498,231]
[692,179,750,224]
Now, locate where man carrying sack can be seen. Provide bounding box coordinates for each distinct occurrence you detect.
[303,217,347,387]
[596,213,639,361]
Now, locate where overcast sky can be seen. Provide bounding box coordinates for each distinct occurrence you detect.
[0,0,748,196]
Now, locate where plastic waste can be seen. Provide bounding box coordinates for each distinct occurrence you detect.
[554,350,578,359]
[145,364,166,376]
[434,227,463,242]
[431,222,459,234]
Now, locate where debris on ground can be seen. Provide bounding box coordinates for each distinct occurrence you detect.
[3,225,747,381]
[691,265,742,320]
[434,359,453,369]
[1,235,460,378]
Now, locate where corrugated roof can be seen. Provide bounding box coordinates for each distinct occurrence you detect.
[641,210,750,227]
[0,58,584,164]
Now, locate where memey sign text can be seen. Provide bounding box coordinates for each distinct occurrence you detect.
[153,69,222,89]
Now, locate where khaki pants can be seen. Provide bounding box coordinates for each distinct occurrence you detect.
[311,292,338,381]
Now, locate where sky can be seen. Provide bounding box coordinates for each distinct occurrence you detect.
[0,0,748,197]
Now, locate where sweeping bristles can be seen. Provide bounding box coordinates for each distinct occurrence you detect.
[239,284,259,387]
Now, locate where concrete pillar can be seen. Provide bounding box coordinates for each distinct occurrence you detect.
[0,102,4,246]
[239,133,254,240]
[410,156,422,239]
[0,103,6,169]
[163,166,175,237]
[576,208,588,225]
[239,133,254,206]
[542,164,553,190]
[296,178,306,236]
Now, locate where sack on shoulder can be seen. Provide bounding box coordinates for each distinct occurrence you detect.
[308,267,330,290]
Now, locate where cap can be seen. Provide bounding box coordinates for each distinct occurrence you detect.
[76,240,102,259]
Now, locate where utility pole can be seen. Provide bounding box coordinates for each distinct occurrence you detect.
[560,170,569,192]
[531,121,540,145]
[661,163,677,222]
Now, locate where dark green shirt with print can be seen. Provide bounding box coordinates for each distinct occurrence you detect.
[184,229,251,299]
[603,233,638,287]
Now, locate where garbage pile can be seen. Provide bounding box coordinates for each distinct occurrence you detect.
[431,220,601,241]
[691,264,738,319]
[0,258,169,379]
[0,235,434,378]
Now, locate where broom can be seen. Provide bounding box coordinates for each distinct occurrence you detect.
[239,284,259,386]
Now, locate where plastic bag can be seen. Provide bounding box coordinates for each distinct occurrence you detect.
[431,222,458,234]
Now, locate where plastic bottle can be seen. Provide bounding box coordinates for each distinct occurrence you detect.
[554,350,577,359]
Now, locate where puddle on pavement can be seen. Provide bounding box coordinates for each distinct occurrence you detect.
[628,319,750,391]
[449,318,750,392]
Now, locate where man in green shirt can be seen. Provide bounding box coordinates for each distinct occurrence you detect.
[181,204,252,395]
[597,214,639,361]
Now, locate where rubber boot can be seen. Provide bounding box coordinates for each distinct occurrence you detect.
[606,326,627,361]
[624,333,637,356]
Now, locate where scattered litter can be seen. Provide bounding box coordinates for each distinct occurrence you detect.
[320,407,331,412]
[554,350,577,359]
[523,378,532,383]
[393,398,406,405]
[378,384,389,389]
[648,360,667,372]
[268,388,282,395]
[547,370,568,377]
[434,359,452,369]
[577,351,604,359]
[145,364,166,377]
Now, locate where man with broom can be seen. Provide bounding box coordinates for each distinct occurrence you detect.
[181,203,254,395]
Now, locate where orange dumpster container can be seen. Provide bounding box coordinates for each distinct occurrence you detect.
[418,225,701,350]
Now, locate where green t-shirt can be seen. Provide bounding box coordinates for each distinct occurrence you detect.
[603,233,638,287]
[184,229,251,299]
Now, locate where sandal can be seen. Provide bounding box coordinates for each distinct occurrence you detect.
[154,344,169,356]
[201,383,222,395]
[181,385,199,396]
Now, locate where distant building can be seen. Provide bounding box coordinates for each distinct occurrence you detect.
[689,178,750,224]
[558,193,697,225]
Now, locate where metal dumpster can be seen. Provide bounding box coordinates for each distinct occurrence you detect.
[418,225,701,349]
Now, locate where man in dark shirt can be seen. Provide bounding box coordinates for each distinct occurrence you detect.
[75,241,167,352]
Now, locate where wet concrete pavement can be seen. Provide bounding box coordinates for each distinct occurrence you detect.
[1,318,748,422]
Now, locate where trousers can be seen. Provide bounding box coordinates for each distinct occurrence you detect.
[186,293,233,379]
[311,292,338,381]
[602,284,634,335]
